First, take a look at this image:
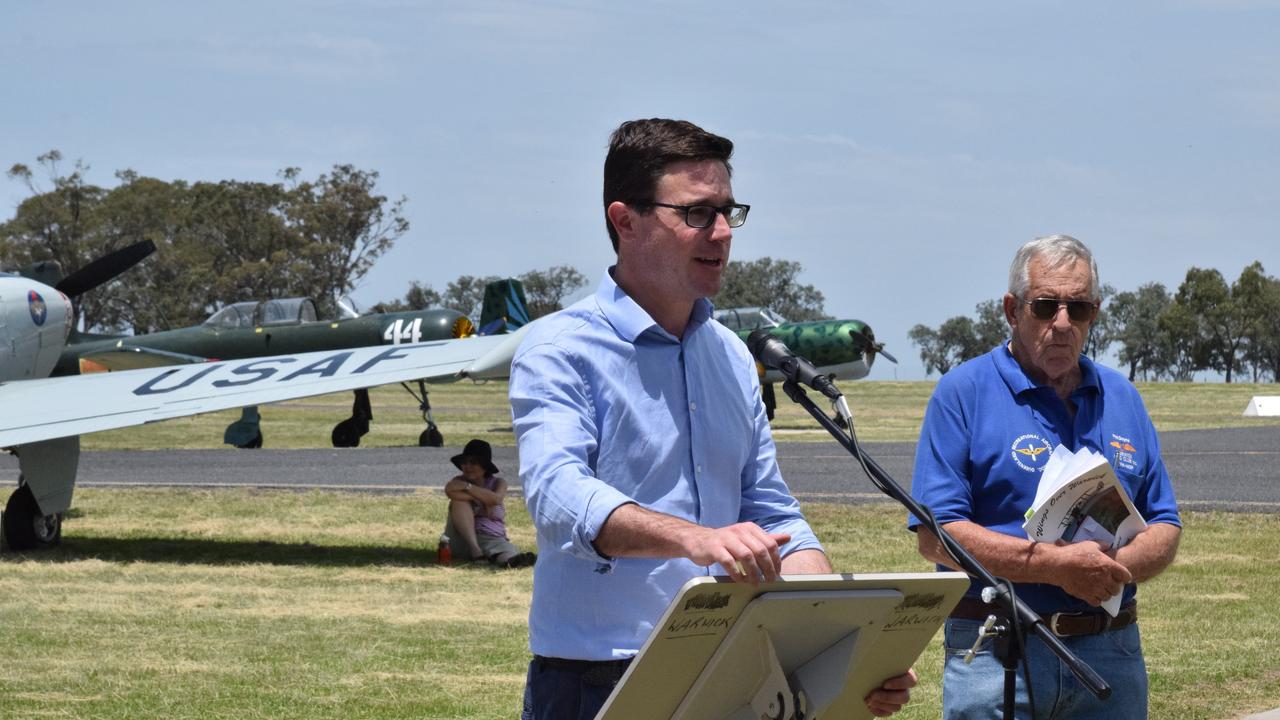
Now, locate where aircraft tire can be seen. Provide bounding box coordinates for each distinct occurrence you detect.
[331,420,362,448]
[419,426,444,448]
[237,431,264,450]
[2,484,62,552]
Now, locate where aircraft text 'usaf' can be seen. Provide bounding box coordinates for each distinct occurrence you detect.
[0,243,525,552]
[57,295,480,449]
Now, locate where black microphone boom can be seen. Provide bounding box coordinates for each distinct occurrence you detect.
[746,328,843,401]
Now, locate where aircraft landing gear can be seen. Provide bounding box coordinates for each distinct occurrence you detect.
[419,424,444,448]
[225,406,264,449]
[762,382,777,421]
[404,380,444,447]
[332,389,373,448]
[2,482,62,551]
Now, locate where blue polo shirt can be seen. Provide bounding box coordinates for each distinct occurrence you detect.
[909,345,1181,614]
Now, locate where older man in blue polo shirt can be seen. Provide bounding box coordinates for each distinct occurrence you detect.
[510,118,917,720]
[910,235,1182,719]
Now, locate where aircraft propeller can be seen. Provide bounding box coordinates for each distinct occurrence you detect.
[53,240,157,298]
[850,325,898,364]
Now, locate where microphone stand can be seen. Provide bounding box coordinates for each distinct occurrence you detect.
[778,379,1111,718]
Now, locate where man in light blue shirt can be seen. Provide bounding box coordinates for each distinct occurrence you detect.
[511,118,916,719]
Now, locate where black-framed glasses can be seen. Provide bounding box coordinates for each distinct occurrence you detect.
[638,201,751,229]
[1022,297,1099,322]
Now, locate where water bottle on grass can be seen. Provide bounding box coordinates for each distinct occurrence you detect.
[437,534,452,566]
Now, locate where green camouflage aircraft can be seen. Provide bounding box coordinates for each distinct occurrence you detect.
[50,279,531,449]
[714,307,897,418]
[1,244,528,550]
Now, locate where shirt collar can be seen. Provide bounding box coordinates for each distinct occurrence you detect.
[595,267,713,343]
[993,344,1102,398]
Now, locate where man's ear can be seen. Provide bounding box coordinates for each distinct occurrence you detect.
[1003,293,1019,327]
[606,201,635,245]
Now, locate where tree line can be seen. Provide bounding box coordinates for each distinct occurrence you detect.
[2,152,830,332]
[909,262,1280,382]
[1,151,406,332]
[373,266,591,321]
[14,152,1268,383]
[374,256,831,323]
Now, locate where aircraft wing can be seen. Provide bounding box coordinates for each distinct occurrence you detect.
[78,346,210,372]
[0,329,526,448]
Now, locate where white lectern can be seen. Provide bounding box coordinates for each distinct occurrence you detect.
[597,572,968,720]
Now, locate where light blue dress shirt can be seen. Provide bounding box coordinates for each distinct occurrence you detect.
[510,269,822,660]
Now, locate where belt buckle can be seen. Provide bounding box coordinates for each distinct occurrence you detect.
[1048,611,1110,637]
[1048,612,1068,637]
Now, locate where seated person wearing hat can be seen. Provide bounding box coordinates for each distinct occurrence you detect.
[443,439,534,567]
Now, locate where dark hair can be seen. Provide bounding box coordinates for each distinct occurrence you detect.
[602,118,734,252]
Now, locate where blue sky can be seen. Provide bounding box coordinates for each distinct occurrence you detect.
[3,1,1277,380]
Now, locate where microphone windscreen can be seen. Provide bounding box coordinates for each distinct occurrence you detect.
[746,328,773,359]
[747,328,789,369]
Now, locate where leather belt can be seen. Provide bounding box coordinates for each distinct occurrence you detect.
[950,596,1137,637]
[533,655,633,687]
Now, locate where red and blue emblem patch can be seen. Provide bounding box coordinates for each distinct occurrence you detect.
[28,289,47,326]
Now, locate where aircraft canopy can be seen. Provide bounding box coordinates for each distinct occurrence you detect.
[713,306,787,332]
[204,298,319,328]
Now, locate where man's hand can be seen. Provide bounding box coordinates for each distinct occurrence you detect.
[594,505,790,583]
[682,522,790,584]
[864,668,917,717]
[920,523,1135,607]
[1049,539,1133,606]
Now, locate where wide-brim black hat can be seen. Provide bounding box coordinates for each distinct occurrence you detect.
[451,438,499,475]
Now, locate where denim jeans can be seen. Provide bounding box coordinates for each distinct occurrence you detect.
[519,657,625,720]
[942,617,1148,719]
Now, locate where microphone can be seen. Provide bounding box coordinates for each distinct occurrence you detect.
[746,329,843,401]
[747,328,854,429]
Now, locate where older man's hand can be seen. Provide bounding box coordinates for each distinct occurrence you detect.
[1051,539,1132,606]
[864,668,917,717]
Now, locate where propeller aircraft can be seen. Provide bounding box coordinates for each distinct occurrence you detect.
[49,269,531,449]
[0,245,525,551]
[713,307,898,418]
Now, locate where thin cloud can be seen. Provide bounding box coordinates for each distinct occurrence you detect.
[196,32,390,81]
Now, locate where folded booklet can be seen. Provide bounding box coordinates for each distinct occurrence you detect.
[1022,445,1146,616]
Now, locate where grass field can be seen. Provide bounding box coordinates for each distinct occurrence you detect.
[79,380,1280,450]
[1,491,1277,719]
[13,380,1280,718]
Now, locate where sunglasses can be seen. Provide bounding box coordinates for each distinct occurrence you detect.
[1021,297,1098,322]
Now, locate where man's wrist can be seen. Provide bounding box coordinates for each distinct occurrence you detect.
[1026,539,1062,583]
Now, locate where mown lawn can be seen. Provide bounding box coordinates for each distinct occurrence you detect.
[15,380,1279,718]
[1,490,1277,719]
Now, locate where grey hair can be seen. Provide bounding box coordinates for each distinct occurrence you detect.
[1008,234,1100,301]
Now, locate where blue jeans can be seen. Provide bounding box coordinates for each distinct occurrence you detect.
[520,657,627,720]
[942,617,1148,719]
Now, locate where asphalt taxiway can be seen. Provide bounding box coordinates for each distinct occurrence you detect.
[3,426,1275,512]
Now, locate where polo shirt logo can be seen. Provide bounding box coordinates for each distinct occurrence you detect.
[1109,434,1139,472]
[1010,433,1052,472]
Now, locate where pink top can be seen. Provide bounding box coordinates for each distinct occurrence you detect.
[473,475,507,539]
